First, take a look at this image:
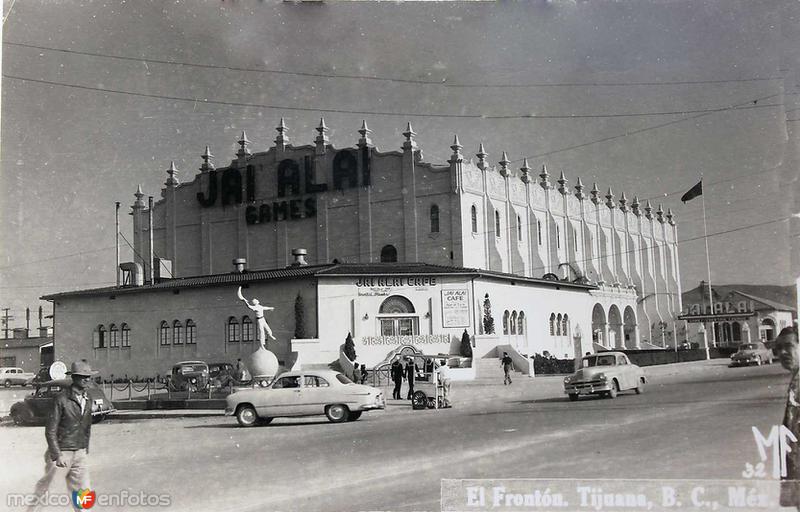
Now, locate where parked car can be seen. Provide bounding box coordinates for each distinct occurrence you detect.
[225,369,385,426]
[730,342,774,367]
[9,379,115,426]
[0,367,36,387]
[170,361,210,392]
[31,367,53,385]
[208,362,237,388]
[563,352,646,401]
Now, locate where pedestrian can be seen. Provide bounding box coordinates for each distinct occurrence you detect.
[234,358,248,382]
[405,357,418,400]
[351,361,360,383]
[29,360,97,512]
[360,364,368,385]
[775,326,800,509]
[390,358,403,400]
[501,351,514,385]
[437,359,451,408]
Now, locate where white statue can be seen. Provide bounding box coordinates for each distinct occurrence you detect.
[237,286,277,349]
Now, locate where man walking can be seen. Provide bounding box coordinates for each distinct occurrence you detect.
[501,352,514,385]
[390,358,403,400]
[29,360,96,512]
[405,357,418,400]
[437,359,451,408]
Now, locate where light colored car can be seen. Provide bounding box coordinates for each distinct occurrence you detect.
[730,342,774,367]
[225,369,385,426]
[563,352,646,401]
[0,367,36,387]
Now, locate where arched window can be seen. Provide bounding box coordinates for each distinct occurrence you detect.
[159,321,170,346]
[503,310,510,335]
[537,220,543,246]
[96,325,106,349]
[242,316,254,343]
[556,224,561,249]
[510,311,517,334]
[380,245,398,263]
[760,318,776,341]
[517,215,522,241]
[549,313,556,336]
[121,323,130,348]
[185,320,196,345]
[471,205,478,234]
[722,322,732,343]
[495,210,501,237]
[173,320,183,345]
[562,314,569,337]
[227,317,240,343]
[732,322,742,342]
[379,295,415,314]
[109,324,119,348]
[573,227,579,252]
[430,204,440,233]
[556,314,563,336]
[518,312,525,335]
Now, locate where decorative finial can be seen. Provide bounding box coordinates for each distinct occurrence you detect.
[666,208,675,225]
[449,135,463,165]
[200,146,215,172]
[315,117,330,146]
[644,200,653,219]
[237,131,251,157]
[476,143,488,171]
[590,182,600,204]
[557,170,568,195]
[539,164,551,189]
[631,195,641,216]
[574,177,586,200]
[358,120,372,147]
[275,118,290,147]
[605,188,616,209]
[520,158,531,183]
[619,191,628,212]
[498,151,510,177]
[656,203,665,223]
[402,122,417,151]
[133,184,145,209]
[165,161,180,187]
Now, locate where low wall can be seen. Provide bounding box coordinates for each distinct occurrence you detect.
[291,338,338,367]
[602,348,715,366]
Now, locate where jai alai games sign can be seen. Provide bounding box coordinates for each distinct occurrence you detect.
[196,148,371,225]
[678,300,756,323]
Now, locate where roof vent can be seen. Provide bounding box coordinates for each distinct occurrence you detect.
[119,262,144,287]
[291,248,308,266]
[232,258,247,273]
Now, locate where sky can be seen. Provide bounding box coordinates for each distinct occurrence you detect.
[0,0,798,328]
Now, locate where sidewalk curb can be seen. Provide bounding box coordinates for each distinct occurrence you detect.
[107,410,225,420]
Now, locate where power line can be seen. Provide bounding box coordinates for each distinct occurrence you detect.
[4,41,785,89]
[639,163,784,202]
[3,74,783,120]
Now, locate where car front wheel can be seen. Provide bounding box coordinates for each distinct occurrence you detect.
[607,380,618,399]
[635,378,644,394]
[325,404,350,423]
[236,405,259,427]
[3,380,11,388]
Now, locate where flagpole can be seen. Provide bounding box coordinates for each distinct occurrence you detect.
[700,177,716,347]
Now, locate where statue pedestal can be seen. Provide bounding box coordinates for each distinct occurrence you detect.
[250,346,280,385]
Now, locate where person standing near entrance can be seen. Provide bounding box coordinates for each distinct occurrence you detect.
[405,357,418,400]
[390,359,404,400]
[501,352,514,385]
[437,359,451,408]
[29,360,96,512]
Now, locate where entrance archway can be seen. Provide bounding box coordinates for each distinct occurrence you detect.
[608,305,623,349]
[623,306,638,349]
[591,304,607,348]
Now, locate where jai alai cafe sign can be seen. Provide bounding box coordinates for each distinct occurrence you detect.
[678,300,756,323]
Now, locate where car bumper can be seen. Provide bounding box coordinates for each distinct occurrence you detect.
[730,358,758,366]
[356,395,386,411]
[564,381,613,395]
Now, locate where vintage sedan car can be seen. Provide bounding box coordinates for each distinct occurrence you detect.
[0,367,36,387]
[170,360,210,392]
[225,369,385,426]
[9,379,115,426]
[563,352,646,401]
[730,342,774,367]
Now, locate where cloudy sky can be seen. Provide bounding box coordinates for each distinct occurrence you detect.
[1,0,797,325]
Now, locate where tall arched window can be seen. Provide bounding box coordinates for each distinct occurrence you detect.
[503,310,510,335]
[430,204,440,233]
[380,245,398,263]
[227,317,240,343]
[495,210,501,237]
[185,320,196,345]
[510,311,517,334]
[97,325,106,349]
[722,322,732,343]
[517,215,522,241]
[242,316,254,343]
[732,322,742,342]
[556,314,563,335]
[518,312,525,335]
[556,224,561,249]
[562,314,569,337]
[121,323,130,348]
[471,205,478,234]
[109,324,119,348]
[159,321,170,346]
[173,320,183,345]
[537,220,543,246]
[549,313,556,336]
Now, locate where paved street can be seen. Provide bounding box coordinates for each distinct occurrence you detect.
[0,360,792,511]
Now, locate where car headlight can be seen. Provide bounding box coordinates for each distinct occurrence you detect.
[596,373,607,381]
[564,377,572,384]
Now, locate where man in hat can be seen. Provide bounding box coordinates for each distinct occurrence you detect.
[775,326,800,510]
[29,360,96,511]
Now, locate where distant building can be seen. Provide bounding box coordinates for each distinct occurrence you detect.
[0,328,54,371]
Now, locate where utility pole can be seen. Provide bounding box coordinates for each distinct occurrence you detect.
[1,308,14,339]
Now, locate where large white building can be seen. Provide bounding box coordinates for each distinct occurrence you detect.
[44,119,683,376]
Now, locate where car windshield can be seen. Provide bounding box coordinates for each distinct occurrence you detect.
[336,374,353,385]
[582,355,616,368]
[739,344,758,350]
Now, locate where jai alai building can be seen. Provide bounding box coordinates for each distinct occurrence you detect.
[44,119,683,377]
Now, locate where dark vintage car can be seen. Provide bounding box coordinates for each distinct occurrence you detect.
[730,342,774,367]
[170,361,210,392]
[9,379,115,426]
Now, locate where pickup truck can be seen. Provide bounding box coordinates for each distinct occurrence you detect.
[0,367,36,387]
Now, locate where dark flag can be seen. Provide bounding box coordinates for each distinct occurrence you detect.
[680,181,703,203]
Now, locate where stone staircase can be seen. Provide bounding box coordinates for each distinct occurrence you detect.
[472,357,525,383]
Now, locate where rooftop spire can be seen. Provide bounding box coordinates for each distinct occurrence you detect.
[539,164,551,189]
[449,135,463,165]
[520,158,531,183]
[315,117,330,147]
[605,188,616,209]
[275,117,290,148]
[557,170,568,195]
[644,200,653,219]
[200,146,215,172]
[656,203,665,223]
[498,151,510,177]
[358,120,372,147]
[631,195,641,216]
[574,177,586,200]
[619,191,628,212]
[237,131,251,157]
[165,161,180,187]
[590,182,600,204]
[402,122,417,151]
[476,143,488,171]
[666,208,675,225]
[133,184,145,209]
